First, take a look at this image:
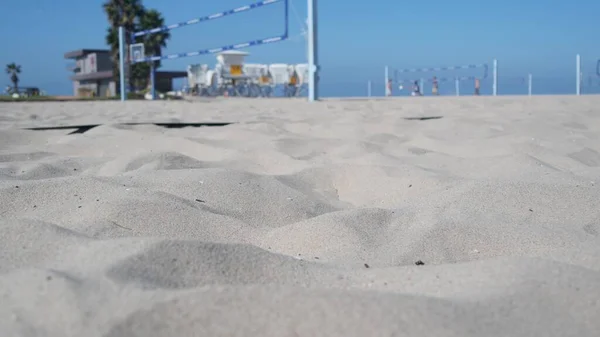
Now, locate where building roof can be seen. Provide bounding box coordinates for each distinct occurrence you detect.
[70,70,187,82]
[64,49,110,59]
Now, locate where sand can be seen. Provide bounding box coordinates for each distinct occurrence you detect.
[1,96,599,336]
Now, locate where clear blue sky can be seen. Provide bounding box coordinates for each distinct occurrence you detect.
[1,0,599,95]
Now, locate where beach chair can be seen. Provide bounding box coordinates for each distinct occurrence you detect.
[286,65,300,97]
[243,64,270,97]
[187,64,215,96]
[268,64,291,97]
[258,66,274,97]
[294,64,309,96]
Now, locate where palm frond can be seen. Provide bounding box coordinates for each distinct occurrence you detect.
[102,1,171,91]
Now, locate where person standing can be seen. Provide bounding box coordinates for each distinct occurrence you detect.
[474,78,481,95]
[411,81,421,96]
[432,76,439,95]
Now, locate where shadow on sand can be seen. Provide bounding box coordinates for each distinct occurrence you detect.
[24,122,234,135]
[404,116,443,121]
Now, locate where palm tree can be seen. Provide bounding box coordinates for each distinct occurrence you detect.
[5,63,21,93]
[139,10,169,70]
[103,0,145,90]
[103,1,170,93]
[136,9,170,90]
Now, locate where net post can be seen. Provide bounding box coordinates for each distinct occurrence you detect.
[307,0,318,102]
[455,78,459,96]
[384,66,389,96]
[492,59,498,96]
[150,62,156,100]
[118,26,126,101]
[284,0,289,38]
[576,54,581,95]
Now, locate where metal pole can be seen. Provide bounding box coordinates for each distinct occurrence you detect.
[420,78,424,96]
[576,54,581,95]
[307,0,318,101]
[118,26,126,101]
[384,66,390,96]
[368,80,371,97]
[528,73,532,96]
[455,78,459,96]
[492,59,498,96]
[150,62,156,100]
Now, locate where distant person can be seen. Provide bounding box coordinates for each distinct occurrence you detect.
[474,78,480,95]
[386,79,393,96]
[432,76,439,95]
[411,81,421,96]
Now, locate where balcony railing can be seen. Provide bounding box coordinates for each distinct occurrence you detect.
[66,63,81,72]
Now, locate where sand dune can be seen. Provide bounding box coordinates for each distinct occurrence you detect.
[1,96,600,336]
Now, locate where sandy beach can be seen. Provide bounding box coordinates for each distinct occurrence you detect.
[1,96,599,336]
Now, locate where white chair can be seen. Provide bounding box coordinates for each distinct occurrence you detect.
[187,64,222,96]
[187,64,209,86]
[243,64,262,81]
[293,64,309,96]
[268,64,291,85]
[243,64,273,97]
[294,64,309,85]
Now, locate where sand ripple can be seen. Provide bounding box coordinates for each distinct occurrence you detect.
[1,96,600,336]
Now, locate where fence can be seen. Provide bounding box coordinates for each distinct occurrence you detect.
[328,78,600,98]
[365,54,600,97]
[313,55,600,98]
